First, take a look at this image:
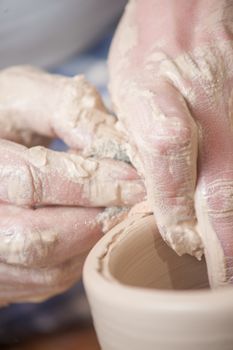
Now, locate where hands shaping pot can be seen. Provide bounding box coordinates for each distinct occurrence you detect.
[1,0,233,304]
[109,0,233,287]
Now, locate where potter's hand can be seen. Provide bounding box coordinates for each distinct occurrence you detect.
[0,67,144,304]
[109,0,233,286]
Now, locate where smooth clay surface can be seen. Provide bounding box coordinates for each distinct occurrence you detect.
[84,214,233,350]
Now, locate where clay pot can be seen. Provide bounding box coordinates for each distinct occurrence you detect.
[83,214,233,350]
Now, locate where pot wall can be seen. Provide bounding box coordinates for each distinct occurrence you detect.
[84,215,233,350]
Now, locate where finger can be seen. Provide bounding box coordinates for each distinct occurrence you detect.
[0,66,127,154]
[0,204,104,268]
[0,203,130,268]
[117,79,203,258]
[0,139,145,207]
[0,66,56,146]
[0,255,86,303]
[0,203,130,303]
[195,162,233,287]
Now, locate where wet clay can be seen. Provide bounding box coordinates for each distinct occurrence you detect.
[0,65,228,288]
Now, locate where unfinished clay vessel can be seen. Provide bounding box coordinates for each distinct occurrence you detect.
[83,214,233,350]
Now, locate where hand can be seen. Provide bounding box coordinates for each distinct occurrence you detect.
[109,0,233,286]
[0,66,145,304]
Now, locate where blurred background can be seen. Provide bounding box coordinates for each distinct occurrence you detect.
[0,0,126,68]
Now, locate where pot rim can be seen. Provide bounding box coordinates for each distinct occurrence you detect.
[83,215,233,314]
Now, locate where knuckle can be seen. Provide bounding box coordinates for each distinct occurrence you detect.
[4,164,32,206]
[22,228,58,267]
[28,165,42,205]
[3,159,42,207]
[27,146,45,204]
[0,223,24,265]
[61,76,105,115]
[138,114,195,157]
[152,122,194,156]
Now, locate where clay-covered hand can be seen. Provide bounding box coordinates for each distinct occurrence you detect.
[0,67,145,304]
[109,0,233,286]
